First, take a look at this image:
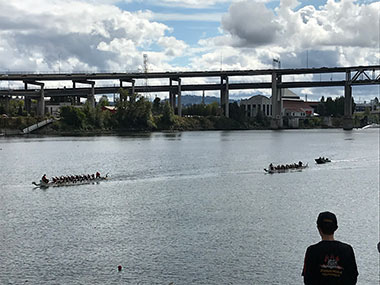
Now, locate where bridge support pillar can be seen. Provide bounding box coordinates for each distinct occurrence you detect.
[120,79,135,102]
[177,78,182,117]
[73,80,95,107]
[24,82,32,113]
[89,84,95,107]
[169,77,182,116]
[72,82,81,104]
[169,78,175,110]
[24,98,31,113]
[220,76,229,117]
[23,83,30,114]
[24,81,45,116]
[270,72,283,129]
[343,71,353,130]
[38,86,45,116]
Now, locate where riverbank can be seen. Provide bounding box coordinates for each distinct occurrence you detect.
[1,113,371,136]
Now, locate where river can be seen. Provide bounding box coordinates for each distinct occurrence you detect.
[0,129,379,284]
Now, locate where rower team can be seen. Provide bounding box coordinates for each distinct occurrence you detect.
[41,172,101,184]
[268,161,303,171]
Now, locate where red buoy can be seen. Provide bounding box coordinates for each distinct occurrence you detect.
[118,265,122,272]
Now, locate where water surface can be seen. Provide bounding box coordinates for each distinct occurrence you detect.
[0,129,379,284]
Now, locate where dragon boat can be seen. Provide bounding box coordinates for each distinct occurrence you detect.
[264,164,308,174]
[32,175,108,188]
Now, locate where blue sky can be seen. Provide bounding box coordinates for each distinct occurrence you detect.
[0,0,378,100]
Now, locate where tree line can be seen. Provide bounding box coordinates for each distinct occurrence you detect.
[57,90,270,131]
[316,96,355,117]
[2,91,378,132]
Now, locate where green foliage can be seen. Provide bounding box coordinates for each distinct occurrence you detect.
[317,102,326,116]
[98,96,109,107]
[60,106,86,129]
[301,117,321,128]
[183,104,207,116]
[229,102,246,123]
[115,89,155,130]
[160,101,175,126]
[207,102,221,116]
[317,96,354,117]
[325,97,335,116]
[182,102,220,116]
[0,116,38,129]
[3,99,24,116]
[152,97,161,114]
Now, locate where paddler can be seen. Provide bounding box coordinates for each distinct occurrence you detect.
[41,174,49,184]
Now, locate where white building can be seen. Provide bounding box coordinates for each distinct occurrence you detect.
[239,89,314,128]
[240,95,271,118]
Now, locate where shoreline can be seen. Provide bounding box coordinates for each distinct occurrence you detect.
[1,125,344,137]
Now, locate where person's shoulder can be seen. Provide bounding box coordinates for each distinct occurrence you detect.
[306,242,322,252]
[334,240,354,250]
[307,240,352,249]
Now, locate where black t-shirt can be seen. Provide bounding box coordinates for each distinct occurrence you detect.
[302,240,358,285]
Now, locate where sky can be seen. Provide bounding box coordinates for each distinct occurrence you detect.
[0,0,379,101]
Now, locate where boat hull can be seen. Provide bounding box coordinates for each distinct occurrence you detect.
[33,177,108,188]
[315,158,331,164]
[264,164,308,174]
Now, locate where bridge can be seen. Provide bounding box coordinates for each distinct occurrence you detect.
[1,65,379,130]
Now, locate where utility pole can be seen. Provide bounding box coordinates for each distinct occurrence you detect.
[143,54,150,100]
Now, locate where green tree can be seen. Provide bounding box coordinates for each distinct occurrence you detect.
[17,104,23,116]
[152,97,161,114]
[60,106,85,128]
[317,102,326,116]
[334,96,345,117]
[229,102,246,123]
[7,99,24,116]
[206,102,220,116]
[115,89,154,129]
[98,95,109,107]
[161,101,175,126]
[325,97,335,116]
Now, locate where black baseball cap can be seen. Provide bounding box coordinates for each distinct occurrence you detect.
[317,211,338,229]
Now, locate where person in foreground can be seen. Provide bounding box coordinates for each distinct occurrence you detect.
[302,211,358,284]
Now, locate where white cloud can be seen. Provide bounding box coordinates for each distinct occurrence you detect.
[0,0,378,100]
[0,0,175,72]
[157,36,188,57]
[216,0,380,49]
[146,0,233,9]
[192,0,379,99]
[221,1,280,47]
[149,12,223,22]
[198,0,379,73]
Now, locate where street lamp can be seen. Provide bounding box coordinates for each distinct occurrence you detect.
[273,58,281,69]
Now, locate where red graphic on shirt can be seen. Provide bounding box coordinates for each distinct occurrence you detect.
[320,255,343,270]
